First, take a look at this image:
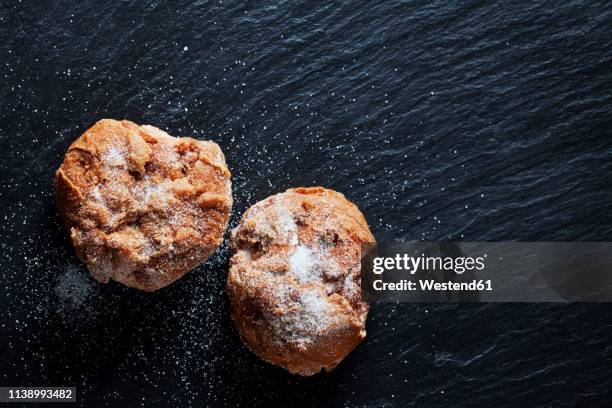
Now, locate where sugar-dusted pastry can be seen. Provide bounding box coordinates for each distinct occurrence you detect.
[55,119,232,291]
[227,187,374,375]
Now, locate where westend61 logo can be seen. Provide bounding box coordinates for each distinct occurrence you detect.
[361,242,612,303]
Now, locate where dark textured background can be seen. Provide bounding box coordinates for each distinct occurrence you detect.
[1,1,612,407]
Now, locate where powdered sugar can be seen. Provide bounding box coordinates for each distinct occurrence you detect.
[139,179,170,205]
[273,198,298,245]
[101,145,126,167]
[90,186,103,201]
[300,290,330,323]
[55,262,95,308]
[288,244,345,288]
[271,285,333,347]
[289,245,316,283]
[342,266,358,296]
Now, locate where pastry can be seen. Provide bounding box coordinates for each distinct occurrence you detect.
[227,187,374,375]
[54,119,232,291]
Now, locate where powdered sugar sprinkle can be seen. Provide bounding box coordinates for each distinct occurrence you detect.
[289,245,317,284]
[101,145,126,167]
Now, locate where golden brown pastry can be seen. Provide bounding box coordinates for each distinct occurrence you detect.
[54,119,232,291]
[227,187,374,375]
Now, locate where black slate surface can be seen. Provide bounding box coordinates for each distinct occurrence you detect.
[1,1,612,407]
